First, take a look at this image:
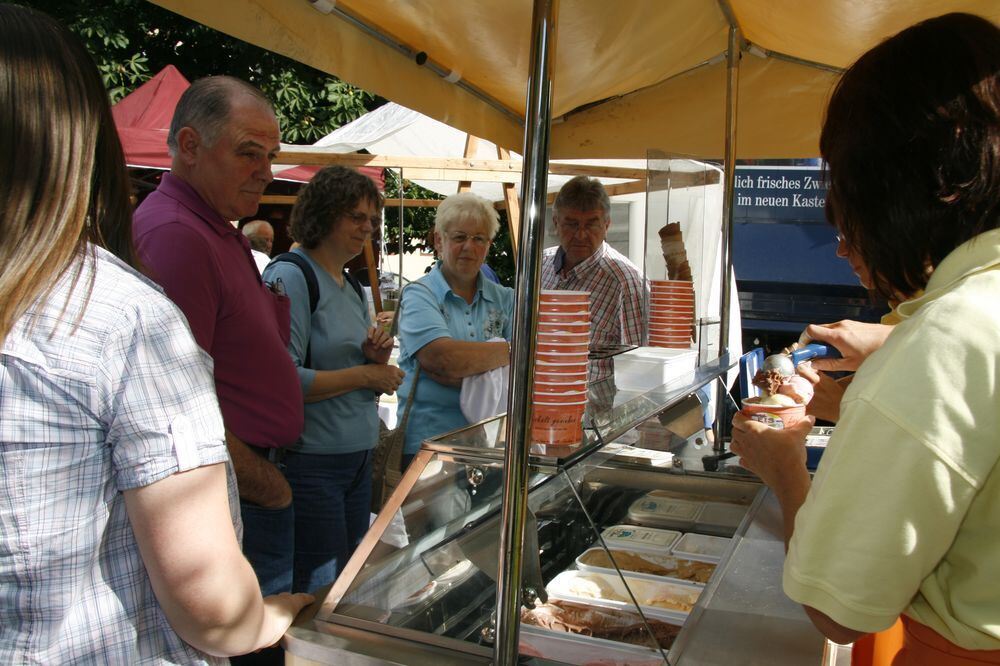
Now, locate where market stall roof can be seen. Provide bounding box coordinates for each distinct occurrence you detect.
[111,64,383,186]
[148,1,1000,159]
[274,101,642,201]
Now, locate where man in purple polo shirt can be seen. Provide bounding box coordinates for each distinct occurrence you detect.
[133,76,303,600]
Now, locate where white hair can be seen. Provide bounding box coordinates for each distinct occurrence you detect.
[434,192,500,239]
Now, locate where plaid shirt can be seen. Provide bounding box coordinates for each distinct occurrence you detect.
[0,246,236,665]
[541,242,648,380]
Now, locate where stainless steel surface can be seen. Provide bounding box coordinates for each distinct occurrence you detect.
[495,0,559,662]
[670,488,826,665]
[714,24,742,453]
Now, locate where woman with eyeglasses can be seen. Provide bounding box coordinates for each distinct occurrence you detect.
[730,13,1000,665]
[396,192,514,470]
[262,165,404,593]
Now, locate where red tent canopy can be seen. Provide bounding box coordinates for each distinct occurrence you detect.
[112,65,383,188]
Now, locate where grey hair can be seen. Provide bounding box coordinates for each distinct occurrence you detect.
[553,175,610,217]
[434,192,500,239]
[167,76,274,156]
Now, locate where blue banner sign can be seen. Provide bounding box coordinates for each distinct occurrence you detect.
[734,166,827,223]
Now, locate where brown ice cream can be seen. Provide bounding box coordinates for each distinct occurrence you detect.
[579,549,716,584]
[521,600,681,649]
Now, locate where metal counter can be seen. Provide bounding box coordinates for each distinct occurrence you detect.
[670,487,825,665]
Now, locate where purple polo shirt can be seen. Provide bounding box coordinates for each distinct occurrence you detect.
[133,173,303,447]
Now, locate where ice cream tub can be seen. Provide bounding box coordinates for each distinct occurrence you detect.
[740,398,806,429]
[519,623,666,666]
[600,524,681,552]
[535,340,590,354]
[536,351,590,365]
[531,402,585,445]
[576,547,716,587]
[695,501,748,534]
[671,533,731,563]
[539,289,590,303]
[545,570,699,624]
[627,496,703,530]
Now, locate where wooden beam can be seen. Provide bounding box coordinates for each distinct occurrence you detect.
[273,151,649,180]
[457,135,480,193]
[497,146,520,256]
[259,194,445,208]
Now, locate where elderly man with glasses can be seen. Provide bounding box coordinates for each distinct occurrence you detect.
[542,176,649,381]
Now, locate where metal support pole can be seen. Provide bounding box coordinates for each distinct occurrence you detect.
[714,25,741,452]
[494,0,558,662]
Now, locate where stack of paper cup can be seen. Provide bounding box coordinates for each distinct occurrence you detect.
[532,290,591,446]
[648,279,695,349]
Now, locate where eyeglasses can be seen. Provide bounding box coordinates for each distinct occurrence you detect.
[343,211,382,226]
[558,220,606,234]
[446,231,490,247]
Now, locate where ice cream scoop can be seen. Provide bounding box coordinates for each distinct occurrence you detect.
[762,343,838,376]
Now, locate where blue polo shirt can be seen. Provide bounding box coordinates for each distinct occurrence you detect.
[396,264,514,454]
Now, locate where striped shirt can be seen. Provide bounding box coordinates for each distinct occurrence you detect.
[541,242,648,380]
[0,245,237,664]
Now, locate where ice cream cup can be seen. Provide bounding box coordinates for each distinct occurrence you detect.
[536,331,591,344]
[649,339,692,349]
[650,295,695,306]
[539,289,590,303]
[535,340,590,354]
[649,313,692,323]
[538,302,590,315]
[532,383,588,398]
[740,398,807,429]
[537,321,591,335]
[538,312,590,325]
[649,322,694,331]
[536,360,590,375]
[531,402,586,445]
[650,285,694,296]
[536,350,589,365]
[534,369,588,384]
[650,279,694,289]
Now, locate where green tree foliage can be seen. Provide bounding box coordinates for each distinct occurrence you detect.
[18,0,377,141]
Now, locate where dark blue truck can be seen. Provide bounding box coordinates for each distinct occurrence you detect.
[732,165,887,354]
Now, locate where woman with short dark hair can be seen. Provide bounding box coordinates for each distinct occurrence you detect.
[731,13,1000,665]
[263,165,403,592]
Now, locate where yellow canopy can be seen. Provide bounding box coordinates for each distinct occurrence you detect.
[150,0,1000,158]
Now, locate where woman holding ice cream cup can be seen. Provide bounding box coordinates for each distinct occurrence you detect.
[731,13,1000,665]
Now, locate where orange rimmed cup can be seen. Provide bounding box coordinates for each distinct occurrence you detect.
[531,401,586,445]
[536,351,589,365]
[534,369,588,384]
[535,340,590,354]
[537,321,590,335]
[740,398,807,429]
[538,312,590,325]
[537,330,590,345]
[539,289,590,303]
[539,302,591,315]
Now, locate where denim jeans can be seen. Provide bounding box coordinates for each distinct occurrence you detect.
[283,448,373,594]
[240,501,295,597]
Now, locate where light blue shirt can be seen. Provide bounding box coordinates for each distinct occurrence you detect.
[263,249,379,454]
[397,264,514,454]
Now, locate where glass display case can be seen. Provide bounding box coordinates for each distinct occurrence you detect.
[282,350,830,665]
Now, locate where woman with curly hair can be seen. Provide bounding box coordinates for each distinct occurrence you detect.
[263,166,404,592]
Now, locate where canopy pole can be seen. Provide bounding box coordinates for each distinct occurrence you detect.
[494,0,558,662]
[715,24,741,452]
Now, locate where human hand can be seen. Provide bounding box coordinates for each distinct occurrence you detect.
[798,320,893,372]
[796,363,845,423]
[363,325,394,364]
[364,364,405,394]
[253,592,315,651]
[374,310,395,330]
[729,412,814,490]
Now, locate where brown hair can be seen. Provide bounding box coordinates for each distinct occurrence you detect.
[821,13,1000,301]
[290,166,382,249]
[0,5,135,344]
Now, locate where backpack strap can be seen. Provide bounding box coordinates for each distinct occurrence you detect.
[267,252,319,368]
[343,269,365,305]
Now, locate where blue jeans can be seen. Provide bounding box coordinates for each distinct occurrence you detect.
[240,501,295,597]
[283,449,373,594]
